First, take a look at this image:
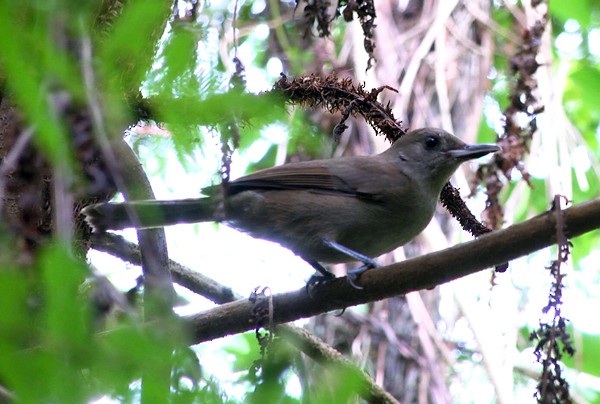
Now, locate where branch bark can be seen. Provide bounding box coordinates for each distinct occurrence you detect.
[90,232,236,304]
[187,197,600,344]
[89,234,398,403]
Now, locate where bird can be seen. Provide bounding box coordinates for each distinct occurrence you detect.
[83,128,500,288]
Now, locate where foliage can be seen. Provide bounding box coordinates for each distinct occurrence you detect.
[488,2,600,400]
[0,243,214,402]
[0,0,599,402]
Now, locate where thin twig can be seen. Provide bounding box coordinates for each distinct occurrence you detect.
[398,0,460,105]
[52,161,75,248]
[464,2,521,44]
[90,232,236,304]
[434,27,454,134]
[0,127,33,212]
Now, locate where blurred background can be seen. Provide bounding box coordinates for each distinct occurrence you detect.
[1,0,599,403]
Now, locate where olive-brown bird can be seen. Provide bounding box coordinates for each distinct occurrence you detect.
[83,128,500,287]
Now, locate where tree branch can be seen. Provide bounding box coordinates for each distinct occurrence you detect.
[80,28,175,312]
[89,234,397,403]
[277,325,398,403]
[89,197,600,402]
[187,197,600,344]
[90,232,235,304]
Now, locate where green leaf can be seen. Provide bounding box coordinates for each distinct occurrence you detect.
[246,144,277,173]
[38,244,92,402]
[550,0,591,26]
[39,243,91,349]
[161,22,205,85]
[568,63,600,108]
[164,92,284,128]
[477,118,498,144]
[0,3,78,170]
[99,0,171,87]
[562,329,600,378]
[223,332,258,372]
[288,110,332,158]
[0,243,94,402]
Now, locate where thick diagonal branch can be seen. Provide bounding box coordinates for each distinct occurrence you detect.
[187,197,600,344]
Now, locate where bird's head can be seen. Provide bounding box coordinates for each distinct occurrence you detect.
[385,128,501,192]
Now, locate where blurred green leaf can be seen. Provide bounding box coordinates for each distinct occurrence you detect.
[167,92,284,128]
[302,363,366,403]
[246,144,277,173]
[161,22,204,85]
[288,110,332,159]
[237,126,265,153]
[243,338,299,404]
[477,117,498,144]
[38,244,91,402]
[0,270,35,399]
[563,328,600,378]
[568,63,600,108]
[504,177,548,224]
[0,3,78,170]
[0,243,92,402]
[551,0,591,26]
[40,244,91,350]
[172,346,203,387]
[99,0,170,88]
[0,270,29,343]
[224,333,259,372]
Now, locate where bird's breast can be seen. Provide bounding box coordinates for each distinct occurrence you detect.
[222,187,438,263]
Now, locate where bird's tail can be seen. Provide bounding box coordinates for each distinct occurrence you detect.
[82,198,218,231]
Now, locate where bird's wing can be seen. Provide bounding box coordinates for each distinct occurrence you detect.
[216,157,413,202]
[227,162,358,196]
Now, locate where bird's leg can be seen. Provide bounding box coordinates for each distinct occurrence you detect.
[321,238,379,289]
[307,260,336,278]
[305,260,336,294]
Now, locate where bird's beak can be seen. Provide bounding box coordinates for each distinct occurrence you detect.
[448,144,501,160]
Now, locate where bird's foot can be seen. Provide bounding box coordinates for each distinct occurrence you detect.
[321,238,379,289]
[305,271,335,296]
[346,260,379,289]
[304,260,336,296]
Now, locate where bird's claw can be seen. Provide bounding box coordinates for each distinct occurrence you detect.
[305,272,335,297]
[346,271,364,290]
[346,260,379,289]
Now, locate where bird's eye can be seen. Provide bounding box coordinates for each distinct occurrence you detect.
[424,135,439,149]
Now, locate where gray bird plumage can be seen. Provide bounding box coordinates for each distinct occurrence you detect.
[83,128,500,282]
